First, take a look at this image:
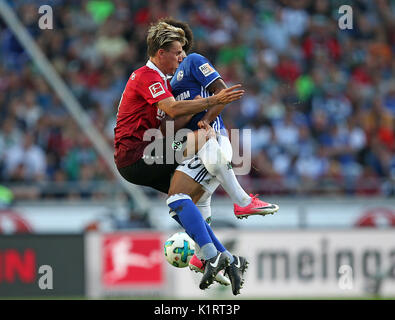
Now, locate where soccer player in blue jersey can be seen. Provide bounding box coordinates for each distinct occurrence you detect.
[162,18,279,295]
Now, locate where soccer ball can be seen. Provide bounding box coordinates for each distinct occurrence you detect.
[164,232,195,268]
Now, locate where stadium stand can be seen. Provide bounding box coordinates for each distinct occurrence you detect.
[0,0,394,200]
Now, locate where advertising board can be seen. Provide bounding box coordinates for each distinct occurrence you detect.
[171,230,395,298]
[85,231,171,298]
[0,234,85,297]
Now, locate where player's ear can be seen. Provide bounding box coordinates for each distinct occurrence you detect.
[158,48,165,58]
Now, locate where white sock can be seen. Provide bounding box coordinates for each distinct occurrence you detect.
[194,243,204,260]
[215,165,251,207]
[198,138,251,207]
[196,193,212,224]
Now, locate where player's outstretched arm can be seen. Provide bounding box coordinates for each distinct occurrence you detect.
[157,84,244,119]
[160,94,207,135]
[160,114,193,136]
[200,78,229,124]
[214,84,244,104]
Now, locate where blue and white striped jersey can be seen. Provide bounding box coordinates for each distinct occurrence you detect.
[170,53,226,133]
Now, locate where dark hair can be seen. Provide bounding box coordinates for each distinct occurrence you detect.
[160,17,194,53]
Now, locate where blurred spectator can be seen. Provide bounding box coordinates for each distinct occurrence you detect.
[0,185,14,209]
[262,7,292,53]
[4,133,46,182]
[14,91,43,130]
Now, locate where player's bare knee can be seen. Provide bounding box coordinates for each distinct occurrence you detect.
[168,171,204,201]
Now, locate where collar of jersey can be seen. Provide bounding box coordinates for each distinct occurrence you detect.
[146,60,167,84]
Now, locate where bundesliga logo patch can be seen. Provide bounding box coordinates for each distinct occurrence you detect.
[177,70,184,81]
[149,82,165,98]
[199,63,215,77]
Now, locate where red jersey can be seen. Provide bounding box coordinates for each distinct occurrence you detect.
[114,61,173,168]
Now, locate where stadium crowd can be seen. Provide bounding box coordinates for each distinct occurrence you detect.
[0,0,394,199]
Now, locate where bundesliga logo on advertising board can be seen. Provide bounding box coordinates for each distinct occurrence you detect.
[102,234,164,287]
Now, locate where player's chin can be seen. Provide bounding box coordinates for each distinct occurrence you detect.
[172,64,180,73]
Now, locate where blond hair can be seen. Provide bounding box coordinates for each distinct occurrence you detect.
[146,21,187,57]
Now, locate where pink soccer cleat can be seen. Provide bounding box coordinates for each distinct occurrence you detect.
[234,194,279,219]
[189,254,204,273]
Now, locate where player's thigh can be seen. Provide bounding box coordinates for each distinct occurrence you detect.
[168,170,205,203]
[119,159,177,194]
[169,155,219,201]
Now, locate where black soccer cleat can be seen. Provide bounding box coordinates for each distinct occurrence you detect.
[199,252,230,290]
[225,255,249,295]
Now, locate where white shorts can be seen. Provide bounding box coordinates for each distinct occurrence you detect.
[175,134,232,195]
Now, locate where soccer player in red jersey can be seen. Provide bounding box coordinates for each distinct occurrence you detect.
[114,21,244,292]
[114,21,243,191]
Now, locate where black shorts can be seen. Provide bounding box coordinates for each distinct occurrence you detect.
[117,138,182,194]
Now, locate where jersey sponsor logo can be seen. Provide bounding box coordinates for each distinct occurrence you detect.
[175,90,190,101]
[149,82,166,98]
[199,63,215,77]
[176,70,184,81]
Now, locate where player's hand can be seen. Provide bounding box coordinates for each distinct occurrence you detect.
[197,119,210,130]
[213,84,244,105]
[198,120,216,139]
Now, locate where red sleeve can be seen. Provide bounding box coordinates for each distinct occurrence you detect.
[136,71,173,105]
